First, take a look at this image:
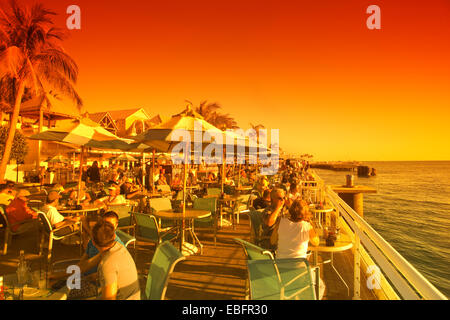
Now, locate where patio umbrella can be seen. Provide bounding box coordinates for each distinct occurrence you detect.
[46,154,70,164]
[112,153,137,162]
[133,106,228,253]
[28,117,135,202]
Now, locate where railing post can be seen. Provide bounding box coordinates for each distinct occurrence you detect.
[353,233,361,300]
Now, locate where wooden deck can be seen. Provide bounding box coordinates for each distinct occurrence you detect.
[0,215,377,300]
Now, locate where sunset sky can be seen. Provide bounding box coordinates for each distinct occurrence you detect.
[14,0,450,161]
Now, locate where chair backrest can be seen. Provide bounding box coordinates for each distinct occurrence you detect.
[0,205,10,229]
[144,241,185,300]
[246,209,265,245]
[234,238,273,260]
[157,185,171,193]
[150,197,172,212]
[237,194,251,211]
[247,257,316,300]
[37,211,53,234]
[193,197,217,215]
[206,188,221,196]
[223,185,235,195]
[134,213,159,241]
[108,205,133,227]
[115,229,136,248]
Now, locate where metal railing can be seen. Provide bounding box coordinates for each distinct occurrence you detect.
[325,185,447,300]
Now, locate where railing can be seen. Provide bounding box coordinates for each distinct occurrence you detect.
[325,185,447,300]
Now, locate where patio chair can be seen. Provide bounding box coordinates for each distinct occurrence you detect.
[157,185,172,194]
[206,188,221,197]
[192,197,218,246]
[233,238,274,260]
[233,194,251,225]
[134,213,178,256]
[149,197,174,229]
[38,211,83,264]
[142,241,185,300]
[115,229,137,249]
[247,257,318,300]
[1,205,40,255]
[246,209,269,247]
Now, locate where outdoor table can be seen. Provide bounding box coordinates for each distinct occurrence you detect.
[151,209,211,256]
[2,272,68,300]
[309,231,353,296]
[59,206,101,218]
[235,186,253,193]
[310,205,335,228]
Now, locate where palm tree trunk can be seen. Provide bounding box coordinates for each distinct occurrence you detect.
[0,77,26,183]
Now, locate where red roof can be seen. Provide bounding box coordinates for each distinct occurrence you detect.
[108,108,142,120]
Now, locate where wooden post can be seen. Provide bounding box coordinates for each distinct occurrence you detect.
[77,146,85,205]
[331,183,376,218]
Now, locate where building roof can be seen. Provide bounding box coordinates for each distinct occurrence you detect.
[108,108,143,121]
[86,112,109,123]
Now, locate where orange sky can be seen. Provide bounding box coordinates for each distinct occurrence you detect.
[24,0,450,161]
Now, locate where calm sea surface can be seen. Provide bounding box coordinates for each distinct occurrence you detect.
[314,161,450,298]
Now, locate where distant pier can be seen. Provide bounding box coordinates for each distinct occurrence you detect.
[310,162,377,177]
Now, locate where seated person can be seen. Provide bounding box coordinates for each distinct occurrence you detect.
[95,186,127,208]
[286,182,301,207]
[207,171,216,182]
[253,176,269,198]
[252,189,271,210]
[0,183,15,206]
[5,189,39,232]
[171,173,183,191]
[120,178,141,199]
[260,188,287,253]
[224,173,235,186]
[42,191,81,229]
[49,211,126,296]
[156,174,169,186]
[276,200,324,299]
[67,181,92,207]
[276,200,319,259]
[93,220,140,300]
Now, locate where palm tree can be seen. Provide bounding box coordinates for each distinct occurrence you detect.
[190,100,238,130]
[249,123,266,144]
[0,0,82,182]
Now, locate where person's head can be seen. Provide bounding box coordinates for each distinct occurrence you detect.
[288,200,311,222]
[92,161,98,168]
[290,183,298,194]
[5,181,15,189]
[270,188,285,206]
[101,211,119,229]
[46,190,61,205]
[0,184,12,194]
[16,189,31,202]
[108,186,118,196]
[92,220,116,251]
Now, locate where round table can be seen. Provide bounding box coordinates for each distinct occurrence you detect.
[310,205,335,228]
[309,232,353,296]
[152,209,210,256]
[59,206,101,217]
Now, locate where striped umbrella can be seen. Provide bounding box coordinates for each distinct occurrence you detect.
[28,117,133,150]
[29,117,135,202]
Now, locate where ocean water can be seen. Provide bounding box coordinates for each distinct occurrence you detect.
[314,161,450,299]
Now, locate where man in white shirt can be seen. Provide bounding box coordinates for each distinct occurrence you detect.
[42,191,81,229]
[95,186,126,209]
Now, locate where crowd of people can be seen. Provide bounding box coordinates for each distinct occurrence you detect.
[0,158,322,300]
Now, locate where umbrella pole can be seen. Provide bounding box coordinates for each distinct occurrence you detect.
[181,142,188,253]
[152,149,156,192]
[77,147,85,205]
[221,147,225,194]
[238,163,241,188]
